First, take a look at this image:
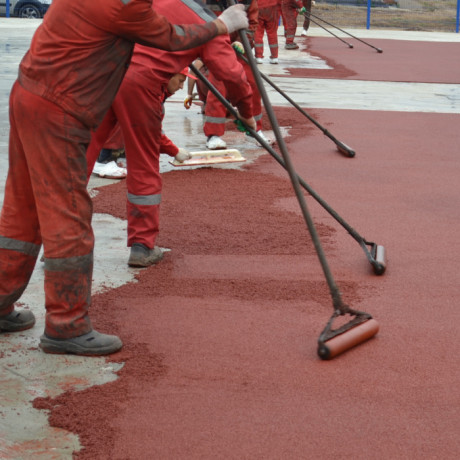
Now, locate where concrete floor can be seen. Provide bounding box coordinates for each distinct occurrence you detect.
[0,18,459,459]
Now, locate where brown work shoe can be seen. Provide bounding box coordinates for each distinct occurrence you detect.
[128,243,164,267]
[0,309,36,332]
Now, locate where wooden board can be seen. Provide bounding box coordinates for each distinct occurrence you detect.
[169,149,246,167]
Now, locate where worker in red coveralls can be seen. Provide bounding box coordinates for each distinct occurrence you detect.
[281,0,303,49]
[203,0,271,150]
[300,0,314,37]
[0,0,249,356]
[85,0,256,269]
[254,0,280,64]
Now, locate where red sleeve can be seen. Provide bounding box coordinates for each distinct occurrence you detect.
[110,1,219,51]
[159,133,179,157]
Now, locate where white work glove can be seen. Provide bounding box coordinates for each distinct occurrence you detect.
[175,148,192,163]
[218,4,249,34]
[184,94,193,109]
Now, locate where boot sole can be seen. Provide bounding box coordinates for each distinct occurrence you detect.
[0,318,36,332]
[39,337,122,356]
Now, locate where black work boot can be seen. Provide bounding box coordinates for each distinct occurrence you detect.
[128,243,164,267]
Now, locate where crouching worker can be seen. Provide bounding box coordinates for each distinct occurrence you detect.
[87,68,196,267]
[86,0,256,270]
[0,0,249,356]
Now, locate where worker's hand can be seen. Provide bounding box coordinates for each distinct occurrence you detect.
[184,94,193,109]
[217,4,249,34]
[232,41,244,55]
[175,148,192,163]
[299,6,307,15]
[238,116,256,133]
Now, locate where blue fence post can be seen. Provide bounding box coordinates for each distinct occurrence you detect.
[6,0,10,18]
[456,0,459,33]
[367,0,371,30]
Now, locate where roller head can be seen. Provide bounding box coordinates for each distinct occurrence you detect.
[336,142,355,158]
[317,318,379,360]
[372,245,386,275]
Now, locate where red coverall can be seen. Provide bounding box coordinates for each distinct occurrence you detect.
[204,0,262,138]
[281,0,303,45]
[254,0,279,60]
[302,0,312,32]
[0,0,224,339]
[86,0,253,251]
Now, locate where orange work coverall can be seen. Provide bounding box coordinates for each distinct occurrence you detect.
[0,0,224,339]
[254,0,279,60]
[204,0,263,138]
[85,0,253,251]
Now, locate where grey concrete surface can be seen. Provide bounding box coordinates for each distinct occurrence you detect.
[0,17,459,459]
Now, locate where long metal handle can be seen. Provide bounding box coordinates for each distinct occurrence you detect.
[225,0,346,310]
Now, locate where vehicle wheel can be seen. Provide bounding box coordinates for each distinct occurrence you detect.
[18,5,41,19]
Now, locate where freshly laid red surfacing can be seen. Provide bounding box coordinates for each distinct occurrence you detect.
[32,37,460,458]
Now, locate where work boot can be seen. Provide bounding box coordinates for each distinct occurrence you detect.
[206,135,227,150]
[256,57,263,64]
[301,28,309,37]
[269,57,279,64]
[40,330,122,356]
[128,243,164,267]
[0,309,36,332]
[285,43,299,50]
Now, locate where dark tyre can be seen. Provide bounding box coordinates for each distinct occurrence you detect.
[18,5,41,19]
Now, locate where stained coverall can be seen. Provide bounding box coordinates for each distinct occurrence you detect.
[301,0,312,33]
[85,0,254,251]
[0,0,235,340]
[281,0,303,46]
[254,0,279,60]
[203,0,263,138]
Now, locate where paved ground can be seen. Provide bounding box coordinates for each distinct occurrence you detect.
[0,18,459,459]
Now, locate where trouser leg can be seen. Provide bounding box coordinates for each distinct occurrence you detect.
[1,82,94,338]
[86,108,118,180]
[113,77,163,249]
[203,73,228,138]
[239,58,263,131]
[266,6,280,58]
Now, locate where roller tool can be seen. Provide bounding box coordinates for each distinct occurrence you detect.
[236,52,355,158]
[302,14,354,49]
[299,8,383,53]
[188,68,386,276]
[198,0,380,359]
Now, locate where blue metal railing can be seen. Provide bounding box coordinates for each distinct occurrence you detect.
[3,0,460,32]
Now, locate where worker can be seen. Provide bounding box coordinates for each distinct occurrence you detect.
[85,0,256,269]
[281,0,304,49]
[300,0,314,37]
[0,0,249,356]
[203,0,271,150]
[254,0,280,64]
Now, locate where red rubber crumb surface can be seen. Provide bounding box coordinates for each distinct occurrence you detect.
[32,38,460,459]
